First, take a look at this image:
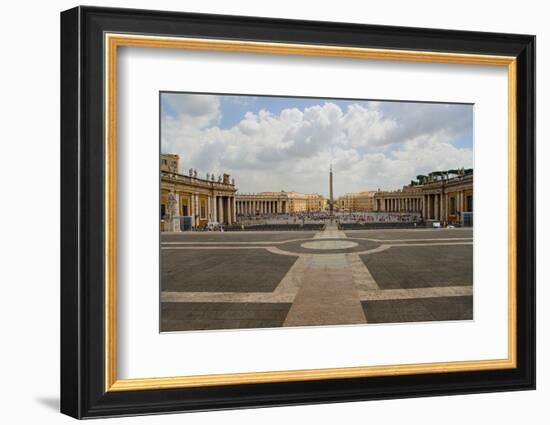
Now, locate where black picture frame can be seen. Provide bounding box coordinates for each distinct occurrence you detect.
[61,5,535,419]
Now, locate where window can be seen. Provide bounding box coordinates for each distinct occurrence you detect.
[450,197,456,215]
[160,204,166,218]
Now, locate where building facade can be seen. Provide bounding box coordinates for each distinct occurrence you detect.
[374,169,473,225]
[338,191,376,212]
[160,153,179,174]
[160,154,237,230]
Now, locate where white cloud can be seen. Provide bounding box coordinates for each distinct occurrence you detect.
[161,96,473,196]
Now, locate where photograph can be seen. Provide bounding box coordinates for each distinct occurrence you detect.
[159,92,474,332]
[57,4,536,419]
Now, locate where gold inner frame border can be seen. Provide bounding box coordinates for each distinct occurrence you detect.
[104,33,517,392]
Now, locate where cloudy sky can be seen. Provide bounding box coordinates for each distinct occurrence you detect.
[161,92,473,197]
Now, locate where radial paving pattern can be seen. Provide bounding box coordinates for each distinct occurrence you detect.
[160,224,473,331]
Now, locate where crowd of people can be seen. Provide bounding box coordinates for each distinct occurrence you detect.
[236,210,422,224]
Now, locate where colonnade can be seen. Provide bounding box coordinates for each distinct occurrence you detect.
[236,199,287,215]
[377,197,423,213]
[375,189,470,223]
[200,195,236,225]
[422,191,469,221]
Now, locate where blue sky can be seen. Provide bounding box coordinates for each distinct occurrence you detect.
[161,92,473,196]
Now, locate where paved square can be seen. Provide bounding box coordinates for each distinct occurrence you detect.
[162,249,297,293]
[362,296,473,323]
[161,302,292,331]
[360,245,473,289]
[161,225,473,331]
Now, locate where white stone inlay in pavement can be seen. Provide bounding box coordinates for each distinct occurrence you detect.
[301,240,358,250]
[161,224,473,326]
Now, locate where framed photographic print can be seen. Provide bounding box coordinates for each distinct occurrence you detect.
[60,6,535,419]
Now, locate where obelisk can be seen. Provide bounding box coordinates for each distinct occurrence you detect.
[329,165,334,218]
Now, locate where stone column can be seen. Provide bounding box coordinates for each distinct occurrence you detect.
[194,194,199,224]
[190,194,196,227]
[226,197,230,225]
[440,193,443,221]
[225,197,230,224]
[213,196,218,221]
[232,197,237,223]
[228,197,232,224]
[224,197,228,224]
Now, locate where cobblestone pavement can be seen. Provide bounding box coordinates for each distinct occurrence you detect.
[160,225,473,331]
